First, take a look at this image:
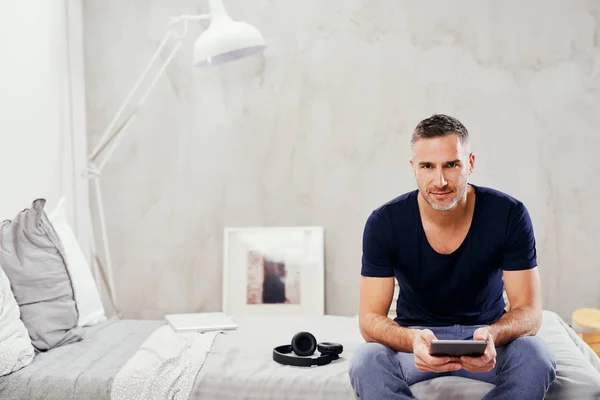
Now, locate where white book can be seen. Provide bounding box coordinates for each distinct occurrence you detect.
[165,312,239,332]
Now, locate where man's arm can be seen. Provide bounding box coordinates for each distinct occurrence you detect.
[488,267,543,347]
[358,276,418,352]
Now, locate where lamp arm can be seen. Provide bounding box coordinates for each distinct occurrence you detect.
[88,14,213,169]
[85,15,207,317]
[85,33,183,317]
[89,40,184,168]
[168,14,211,25]
[89,31,172,163]
[95,37,184,172]
[89,174,121,317]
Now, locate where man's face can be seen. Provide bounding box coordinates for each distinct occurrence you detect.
[409,133,474,211]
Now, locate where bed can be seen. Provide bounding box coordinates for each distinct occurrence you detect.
[2,202,598,399]
[1,310,599,400]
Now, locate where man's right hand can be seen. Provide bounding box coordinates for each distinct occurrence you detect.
[412,329,462,373]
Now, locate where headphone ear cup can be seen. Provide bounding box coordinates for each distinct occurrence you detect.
[291,332,317,357]
[317,342,343,356]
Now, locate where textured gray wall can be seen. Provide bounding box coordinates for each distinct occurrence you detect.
[83,0,600,321]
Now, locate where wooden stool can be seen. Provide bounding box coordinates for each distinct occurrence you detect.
[572,308,600,357]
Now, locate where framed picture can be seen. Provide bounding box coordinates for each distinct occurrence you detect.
[222,226,324,316]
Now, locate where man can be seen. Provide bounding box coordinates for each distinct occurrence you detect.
[348,114,557,399]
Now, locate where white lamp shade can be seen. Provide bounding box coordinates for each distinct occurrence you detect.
[194,14,266,67]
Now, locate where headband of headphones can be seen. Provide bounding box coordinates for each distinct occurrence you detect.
[272,331,343,367]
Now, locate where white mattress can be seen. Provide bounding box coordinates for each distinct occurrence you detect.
[2,311,598,399]
[191,310,600,399]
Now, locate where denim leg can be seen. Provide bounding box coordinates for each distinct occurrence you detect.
[481,336,557,399]
[349,325,556,399]
[348,326,457,400]
[349,342,431,399]
[450,326,557,399]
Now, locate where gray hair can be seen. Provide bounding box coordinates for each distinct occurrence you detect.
[410,114,469,148]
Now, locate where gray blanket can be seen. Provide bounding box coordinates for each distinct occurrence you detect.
[0,319,162,400]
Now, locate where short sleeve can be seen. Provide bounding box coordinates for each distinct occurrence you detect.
[501,202,538,271]
[361,210,396,277]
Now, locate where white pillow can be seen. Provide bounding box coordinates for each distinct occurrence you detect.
[0,266,35,376]
[49,197,106,327]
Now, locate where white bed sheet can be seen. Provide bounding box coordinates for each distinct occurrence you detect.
[190,310,600,399]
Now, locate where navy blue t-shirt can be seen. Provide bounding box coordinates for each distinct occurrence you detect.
[361,184,537,327]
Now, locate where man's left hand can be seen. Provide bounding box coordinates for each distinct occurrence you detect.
[460,327,497,373]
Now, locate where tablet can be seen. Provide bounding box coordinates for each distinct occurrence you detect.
[429,339,487,357]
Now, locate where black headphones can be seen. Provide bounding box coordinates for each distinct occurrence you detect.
[273,331,343,367]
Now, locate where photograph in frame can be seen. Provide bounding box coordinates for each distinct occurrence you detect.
[222,226,324,316]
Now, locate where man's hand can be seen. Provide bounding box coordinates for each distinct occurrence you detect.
[459,327,497,373]
[413,329,462,373]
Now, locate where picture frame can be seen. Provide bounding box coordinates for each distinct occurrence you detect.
[222,226,324,316]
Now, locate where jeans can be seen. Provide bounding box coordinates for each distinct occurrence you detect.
[348,324,557,400]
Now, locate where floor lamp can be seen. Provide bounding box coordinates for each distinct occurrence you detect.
[85,0,266,316]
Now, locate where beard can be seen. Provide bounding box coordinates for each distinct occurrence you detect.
[424,182,468,211]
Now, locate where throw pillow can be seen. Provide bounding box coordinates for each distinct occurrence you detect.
[48,197,106,327]
[0,266,35,376]
[0,198,84,352]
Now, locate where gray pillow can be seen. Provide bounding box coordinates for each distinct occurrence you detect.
[0,198,83,352]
